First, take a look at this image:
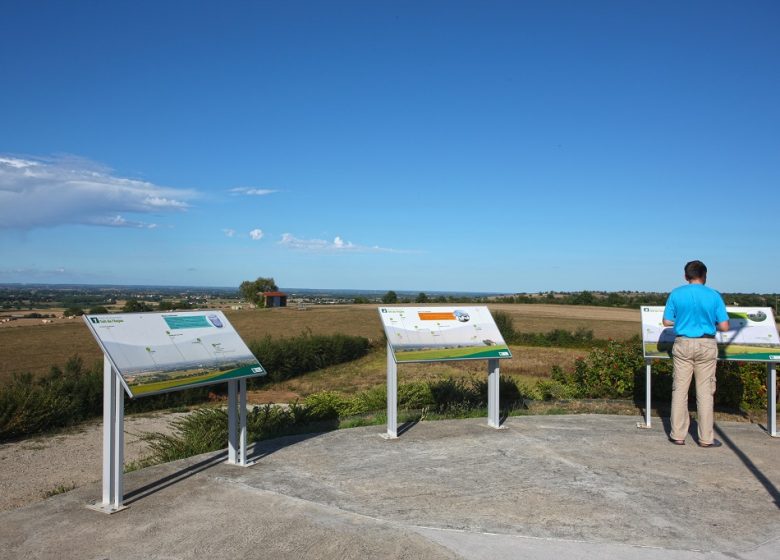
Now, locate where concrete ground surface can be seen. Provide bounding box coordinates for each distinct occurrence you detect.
[0,414,778,560]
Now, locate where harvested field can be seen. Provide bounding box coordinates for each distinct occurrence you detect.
[0,304,641,384]
[251,344,585,401]
[487,303,640,340]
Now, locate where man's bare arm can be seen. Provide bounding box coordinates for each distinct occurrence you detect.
[716,320,730,332]
[662,319,674,327]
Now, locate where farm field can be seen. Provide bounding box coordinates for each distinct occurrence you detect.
[250,342,588,403]
[0,304,642,385]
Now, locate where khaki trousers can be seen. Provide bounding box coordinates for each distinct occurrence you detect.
[670,337,718,444]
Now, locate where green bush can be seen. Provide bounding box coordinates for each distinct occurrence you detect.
[490,311,597,349]
[0,356,215,442]
[542,341,776,411]
[397,382,433,409]
[515,328,596,348]
[491,311,517,342]
[715,361,772,410]
[0,331,370,442]
[248,332,370,385]
[429,378,482,412]
[0,356,102,441]
[355,385,389,412]
[142,403,338,464]
[303,391,354,420]
[571,340,645,399]
[535,379,581,400]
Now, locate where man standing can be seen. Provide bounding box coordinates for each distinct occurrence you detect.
[662,260,730,447]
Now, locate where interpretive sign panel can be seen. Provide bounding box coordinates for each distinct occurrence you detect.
[379,306,512,363]
[641,306,780,362]
[84,311,266,397]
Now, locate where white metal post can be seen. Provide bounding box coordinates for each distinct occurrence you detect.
[637,360,652,429]
[227,379,238,464]
[645,360,652,428]
[101,355,115,507]
[385,342,398,439]
[239,378,248,465]
[113,380,124,511]
[769,363,778,438]
[92,355,126,513]
[487,358,500,428]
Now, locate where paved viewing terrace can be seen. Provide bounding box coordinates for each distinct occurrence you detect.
[1,414,778,560]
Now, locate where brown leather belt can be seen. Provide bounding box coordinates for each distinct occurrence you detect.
[676,334,715,339]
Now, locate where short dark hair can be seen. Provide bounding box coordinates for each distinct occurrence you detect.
[684,260,707,281]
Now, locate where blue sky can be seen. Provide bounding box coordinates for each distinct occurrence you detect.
[1,1,778,293]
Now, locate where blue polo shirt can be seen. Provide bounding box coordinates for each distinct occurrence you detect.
[663,284,729,338]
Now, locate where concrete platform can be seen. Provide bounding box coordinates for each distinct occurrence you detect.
[1,414,778,560]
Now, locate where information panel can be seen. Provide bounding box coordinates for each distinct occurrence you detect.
[641,306,780,361]
[379,306,512,363]
[84,311,266,397]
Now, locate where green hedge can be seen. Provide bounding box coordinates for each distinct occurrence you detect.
[492,310,598,348]
[0,332,371,442]
[248,332,370,384]
[535,340,776,411]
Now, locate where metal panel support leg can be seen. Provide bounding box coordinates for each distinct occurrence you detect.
[487,359,501,428]
[90,356,126,513]
[239,378,248,465]
[384,342,398,439]
[638,360,652,429]
[113,381,124,509]
[227,379,238,464]
[227,379,254,465]
[768,363,778,438]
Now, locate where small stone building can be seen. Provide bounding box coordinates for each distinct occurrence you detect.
[263,291,287,308]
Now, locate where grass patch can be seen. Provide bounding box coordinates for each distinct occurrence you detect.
[41,483,77,498]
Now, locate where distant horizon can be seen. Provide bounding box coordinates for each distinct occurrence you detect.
[1,281,777,297]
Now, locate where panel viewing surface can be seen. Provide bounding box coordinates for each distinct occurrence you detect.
[84,311,265,397]
[379,306,512,363]
[641,306,780,361]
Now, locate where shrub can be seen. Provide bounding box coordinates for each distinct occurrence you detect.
[0,332,370,441]
[515,328,596,348]
[0,356,101,441]
[571,340,645,399]
[715,361,772,410]
[142,403,338,464]
[248,332,370,385]
[535,379,581,400]
[429,378,483,412]
[543,342,776,412]
[397,382,433,409]
[303,391,354,420]
[491,311,517,342]
[355,385,389,412]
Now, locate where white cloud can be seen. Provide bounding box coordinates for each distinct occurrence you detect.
[223,228,236,237]
[0,154,196,229]
[279,233,410,253]
[229,187,278,196]
[332,236,354,249]
[249,228,264,240]
[0,266,69,278]
[93,215,159,229]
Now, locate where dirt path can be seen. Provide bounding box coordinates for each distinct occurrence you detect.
[0,412,184,512]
